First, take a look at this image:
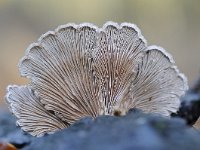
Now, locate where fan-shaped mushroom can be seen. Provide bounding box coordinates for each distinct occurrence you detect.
[6,22,188,137]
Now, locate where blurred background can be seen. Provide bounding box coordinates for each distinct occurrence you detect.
[0,0,200,110]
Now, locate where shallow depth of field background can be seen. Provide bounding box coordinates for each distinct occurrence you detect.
[0,0,200,110]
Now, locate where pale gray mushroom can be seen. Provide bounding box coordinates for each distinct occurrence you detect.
[6,22,188,137]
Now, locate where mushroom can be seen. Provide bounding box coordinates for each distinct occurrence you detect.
[6,22,188,137]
